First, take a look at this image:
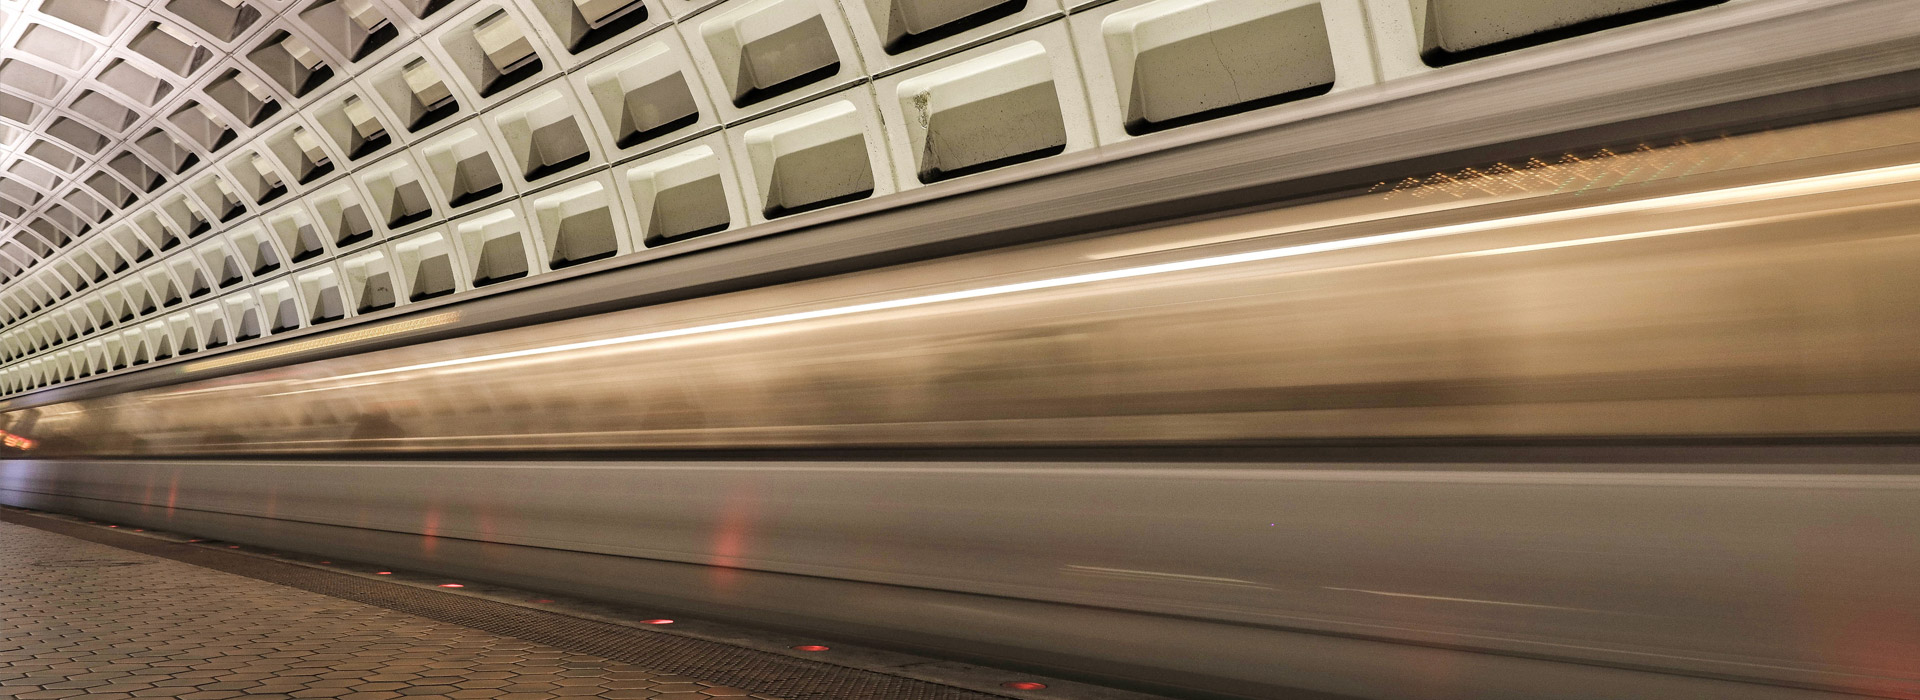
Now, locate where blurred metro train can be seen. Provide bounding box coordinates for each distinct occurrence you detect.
[22,109,1920,454]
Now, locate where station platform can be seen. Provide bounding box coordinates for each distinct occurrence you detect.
[0,509,1095,700]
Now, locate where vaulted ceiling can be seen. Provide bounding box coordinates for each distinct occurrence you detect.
[0,0,1729,395]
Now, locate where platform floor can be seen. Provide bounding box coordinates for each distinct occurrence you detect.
[0,512,1024,700]
[0,519,785,700]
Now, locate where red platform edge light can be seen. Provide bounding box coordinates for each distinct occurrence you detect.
[0,429,37,450]
[438,583,464,588]
[791,645,830,652]
[640,619,674,625]
[375,571,393,575]
[1001,681,1048,690]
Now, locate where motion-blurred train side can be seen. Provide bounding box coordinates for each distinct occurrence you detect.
[12,108,1920,455]
[5,108,1920,700]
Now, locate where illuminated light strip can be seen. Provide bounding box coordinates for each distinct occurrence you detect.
[1445,197,1917,260]
[316,161,1920,383]
[1064,565,1273,589]
[1093,156,1920,260]
[1321,586,1611,613]
[256,379,408,398]
[180,312,462,374]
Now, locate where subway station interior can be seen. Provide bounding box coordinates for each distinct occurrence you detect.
[1,0,1918,698]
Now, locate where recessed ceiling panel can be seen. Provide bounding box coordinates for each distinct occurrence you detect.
[166,0,265,43]
[203,66,284,126]
[23,139,85,172]
[68,90,139,132]
[0,92,42,126]
[108,151,166,192]
[8,159,64,190]
[135,128,201,174]
[0,59,68,100]
[247,28,337,98]
[45,117,112,154]
[127,22,217,77]
[16,24,101,71]
[38,0,138,38]
[98,58,177,106]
